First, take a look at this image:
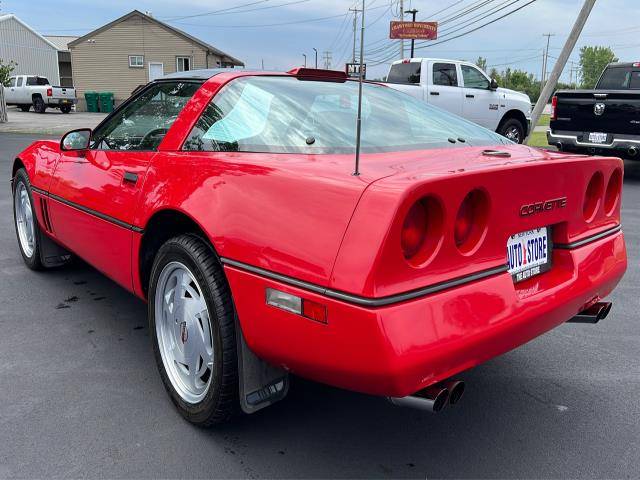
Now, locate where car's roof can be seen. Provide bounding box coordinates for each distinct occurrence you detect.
[160,68,269,81]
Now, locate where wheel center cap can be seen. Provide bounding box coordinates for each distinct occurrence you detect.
[179,321,188,344]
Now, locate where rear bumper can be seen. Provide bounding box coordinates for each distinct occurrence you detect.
[548,129,640,153]
[225,229,626,397]
[46,98,77,106]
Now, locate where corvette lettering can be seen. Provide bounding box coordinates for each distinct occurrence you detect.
[520,197,567,217]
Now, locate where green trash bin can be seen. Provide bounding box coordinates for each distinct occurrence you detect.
[84,91,99,113]
[98,92,114,113]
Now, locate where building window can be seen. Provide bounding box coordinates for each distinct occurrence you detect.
[129,55,144,68]
[176,56,191,72]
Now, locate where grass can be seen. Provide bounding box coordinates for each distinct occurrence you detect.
[537,114,551,127]
[526,131,549,148]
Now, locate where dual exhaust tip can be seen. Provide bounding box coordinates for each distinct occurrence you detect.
[388,380,465,413]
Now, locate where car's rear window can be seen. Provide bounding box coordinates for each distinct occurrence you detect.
[387,62,421,84]
[183,76,508,154]
[597,66,640,89]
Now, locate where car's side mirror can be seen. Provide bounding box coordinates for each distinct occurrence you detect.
[61,128,92,151]
[490,78,499,90]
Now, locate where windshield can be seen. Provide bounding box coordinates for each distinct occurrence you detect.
[183,76,509,154]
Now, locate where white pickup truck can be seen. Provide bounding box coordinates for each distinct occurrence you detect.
[385,58,532,143]
[5,75,76,114]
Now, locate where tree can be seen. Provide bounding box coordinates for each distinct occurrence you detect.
[579,46,617,88]
[0,59,17,86]
[476,56,487,72]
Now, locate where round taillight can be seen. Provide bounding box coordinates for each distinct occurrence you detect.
[604,169,622,216]
[401,202,428,259]
[583,171,604,222]
[454,189,490,254]
[401,197,444,266]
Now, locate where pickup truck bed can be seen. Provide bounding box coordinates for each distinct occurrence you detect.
[548,63,640,158]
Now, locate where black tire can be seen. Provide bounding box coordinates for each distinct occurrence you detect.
[12,169,43,270]
[498,117,525,144]
[18,105,30,112]
[60,105,72,114]
[148,234,239,426]
[33,97,46,114]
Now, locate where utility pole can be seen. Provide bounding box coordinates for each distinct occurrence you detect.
[527,0,597,143]
[399,0,404,60]
[405,9,418,59]
[353,0,366,176]
[541,33,555,86]
[302,53,307,67]
[261,58,265,70]
[312,48,318,69]
[349,8,361,63]
[322,51,332,69]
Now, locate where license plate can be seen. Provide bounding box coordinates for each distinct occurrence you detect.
[61,100,71,104]
[588,132,608,144]
[507,227,552,283]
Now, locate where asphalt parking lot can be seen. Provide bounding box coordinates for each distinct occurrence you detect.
[0,133,638,479]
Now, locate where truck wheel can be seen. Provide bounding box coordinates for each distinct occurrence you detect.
[19,105,30,112]
[148,234,239,426]
[12,169,43,270]
[60,105,72,114]
[33,97,46,114]
[498,118,525,144]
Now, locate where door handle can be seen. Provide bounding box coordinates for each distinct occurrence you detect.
[466,94,475,98]
[430,91,440,96]
[123,172,138,185]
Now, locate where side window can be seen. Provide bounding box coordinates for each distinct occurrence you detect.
[433,63,458,87]
[16,77,23,87]
[628,71,640,89]
[8,77,16,87]
[461,65,490,89]
[26,77,37,86]
[387,62,422,85]
[91,81,201,151]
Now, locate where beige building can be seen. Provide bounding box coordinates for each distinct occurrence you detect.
[68,10,244,110]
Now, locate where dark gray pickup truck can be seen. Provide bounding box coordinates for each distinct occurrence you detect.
[548,62,640,158]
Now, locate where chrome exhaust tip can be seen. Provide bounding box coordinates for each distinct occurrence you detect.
[628,146,638,157]
[568,302,612,324]
[443,380,465,406]
[388,385,449,413]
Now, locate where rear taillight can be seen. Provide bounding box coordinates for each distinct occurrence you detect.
[551,95,558,120]
[604,169,622,216]
[401,202,428,260]
[401,197,444,266]
[46,88,52,97]
[454,189,490,254]
[583,171,604,222]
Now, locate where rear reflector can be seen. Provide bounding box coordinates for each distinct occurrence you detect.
[266,288,328,323]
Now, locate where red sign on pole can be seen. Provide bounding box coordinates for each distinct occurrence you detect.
[389,21,438,40]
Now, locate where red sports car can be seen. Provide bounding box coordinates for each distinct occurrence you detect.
[11,68,627,425]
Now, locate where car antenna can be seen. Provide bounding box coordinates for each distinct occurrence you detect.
[352,0,366,176]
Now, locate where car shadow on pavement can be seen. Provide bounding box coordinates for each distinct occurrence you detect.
[623,159,640,183]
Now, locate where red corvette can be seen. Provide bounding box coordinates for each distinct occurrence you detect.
[12,68,626,425]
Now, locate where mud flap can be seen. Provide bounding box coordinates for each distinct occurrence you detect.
[236,317,289,414]
[38,230,71,268]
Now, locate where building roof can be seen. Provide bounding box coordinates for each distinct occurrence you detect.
[43,35,78,51]
[68,10,244,67]
[160,68,229,80]
[0,14,60,50]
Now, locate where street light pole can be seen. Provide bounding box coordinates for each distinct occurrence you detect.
[313,48,318,69]
[302,53,307,67]
[405,9,418,58]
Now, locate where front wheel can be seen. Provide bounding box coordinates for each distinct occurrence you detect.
[498,118,525,144]
[13,169,43,270]
[149,234,239,426]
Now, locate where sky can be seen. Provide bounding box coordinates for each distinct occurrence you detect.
[4,0,640,81]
